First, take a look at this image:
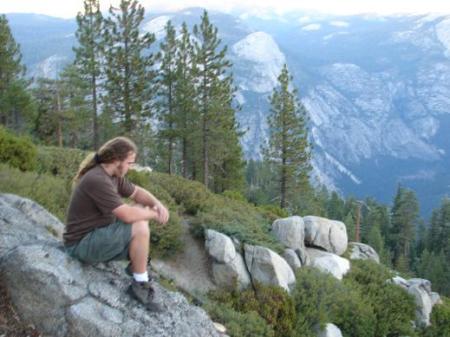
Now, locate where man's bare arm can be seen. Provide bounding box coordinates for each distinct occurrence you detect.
[131,186,161,208]
[130,186,169,224]
[112,204,159,224]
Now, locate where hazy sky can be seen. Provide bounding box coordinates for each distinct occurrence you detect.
[1,0,450,19]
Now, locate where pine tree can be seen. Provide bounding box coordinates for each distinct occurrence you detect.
[344,211,356,242]
[390,185,419,270]
[73,0,104,149]
[0,14,33,130]
[155,20,178,174]
[32,67,89,147]
[103,0,156,143]
[245,159,279,205]
[174,22,198,179]
[193,10,244,191]
[262,64,311,210]
[58,65,91,148]
[327,191,345,221]
[209,74,245,193]
[32,77,67,146]
[417,249,449,295]
[428,197,450,254]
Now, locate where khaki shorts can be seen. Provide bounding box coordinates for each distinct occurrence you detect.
[65,220,132,264]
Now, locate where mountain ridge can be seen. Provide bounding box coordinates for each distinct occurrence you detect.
[5,9,450,215]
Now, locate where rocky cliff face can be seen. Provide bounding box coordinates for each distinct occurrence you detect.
[8,10,450,213]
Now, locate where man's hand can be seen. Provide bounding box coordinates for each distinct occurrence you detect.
[153,202,169,225]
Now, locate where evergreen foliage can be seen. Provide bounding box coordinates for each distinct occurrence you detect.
[192,10,244,191]
[420,297,450,337]
[0,164,69,220]
[292,266,376,337]
[344,260,417,337]
[36,146,87,181]
[31,68,90,148]
[174,22,199,179]
[73,0,105,149]
[390,185,420,271]
[155,20,178,175]
[0,14,33,131]
[0,126,37,171]
[103,0,156,145]
[262,64,311,210]
[204,300,275,337]
[208,283,296,337]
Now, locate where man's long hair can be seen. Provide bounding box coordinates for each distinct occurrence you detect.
[73,137,137,185]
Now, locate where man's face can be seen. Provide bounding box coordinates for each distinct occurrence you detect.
[115,152,136,177]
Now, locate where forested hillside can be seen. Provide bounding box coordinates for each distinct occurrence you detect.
[1,1,450,336]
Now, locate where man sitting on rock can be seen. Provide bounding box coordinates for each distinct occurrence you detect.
[63,136,169,311]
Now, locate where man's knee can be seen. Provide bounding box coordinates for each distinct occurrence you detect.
[131,220,150,239]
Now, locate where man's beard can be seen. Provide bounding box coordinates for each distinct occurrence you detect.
[116,163,126,177]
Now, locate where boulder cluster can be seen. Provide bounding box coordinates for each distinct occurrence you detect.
[204,215,353,292]
[204,214,441,332]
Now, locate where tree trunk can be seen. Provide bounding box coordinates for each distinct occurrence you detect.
[92,73,99,150]
[56,89,63,147]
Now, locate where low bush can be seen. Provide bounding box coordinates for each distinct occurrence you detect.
[36,146,87,180]
[292,266,377,337]
[343,260,417,337]
[0,164,69,220]
[191,196,284,253]
[147,172,211,215]
[420,296,450,337]
[256,204,289,222]
[138,171,283,252]
[222,190,247,203]
[209,283,296,337]
[127,170,184,257]
[203,300,275,337]
[0,126,37,171]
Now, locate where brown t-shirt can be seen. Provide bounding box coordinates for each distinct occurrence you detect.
[64,165,135,246]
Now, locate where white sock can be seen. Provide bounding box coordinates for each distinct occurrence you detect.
[133,271,149,282]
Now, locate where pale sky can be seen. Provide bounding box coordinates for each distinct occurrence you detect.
[1,0,450,19]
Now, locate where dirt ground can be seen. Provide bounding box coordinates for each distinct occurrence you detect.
[0,274,41,337]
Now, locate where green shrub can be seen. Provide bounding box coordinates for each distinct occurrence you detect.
[0,126,37,171]
[127,170,184,257]
[204,300,275,337]
[344,260,417,337]
[209,283,295,337]
[292,266,376,337]
[127,170,176,208]
[420,296,450,337]
[222,189,247,203]
[139,171,282,252]
[0,164,69,220]
[147,172,211,215]
[149,210,184,258]
[36,146,87,181]
[257,204,289,222]
[191,197,284,253]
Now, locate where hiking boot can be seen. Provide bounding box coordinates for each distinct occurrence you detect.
[129,280,163,313]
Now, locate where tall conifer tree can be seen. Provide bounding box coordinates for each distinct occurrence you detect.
[73,0,104,149]
[193,10,244,190]
[103,0,156,142]
[156,20,178,174]
[390,185,419,271]
[263,64,311,209]
[174,22,198,179]
[0,14,32,130]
